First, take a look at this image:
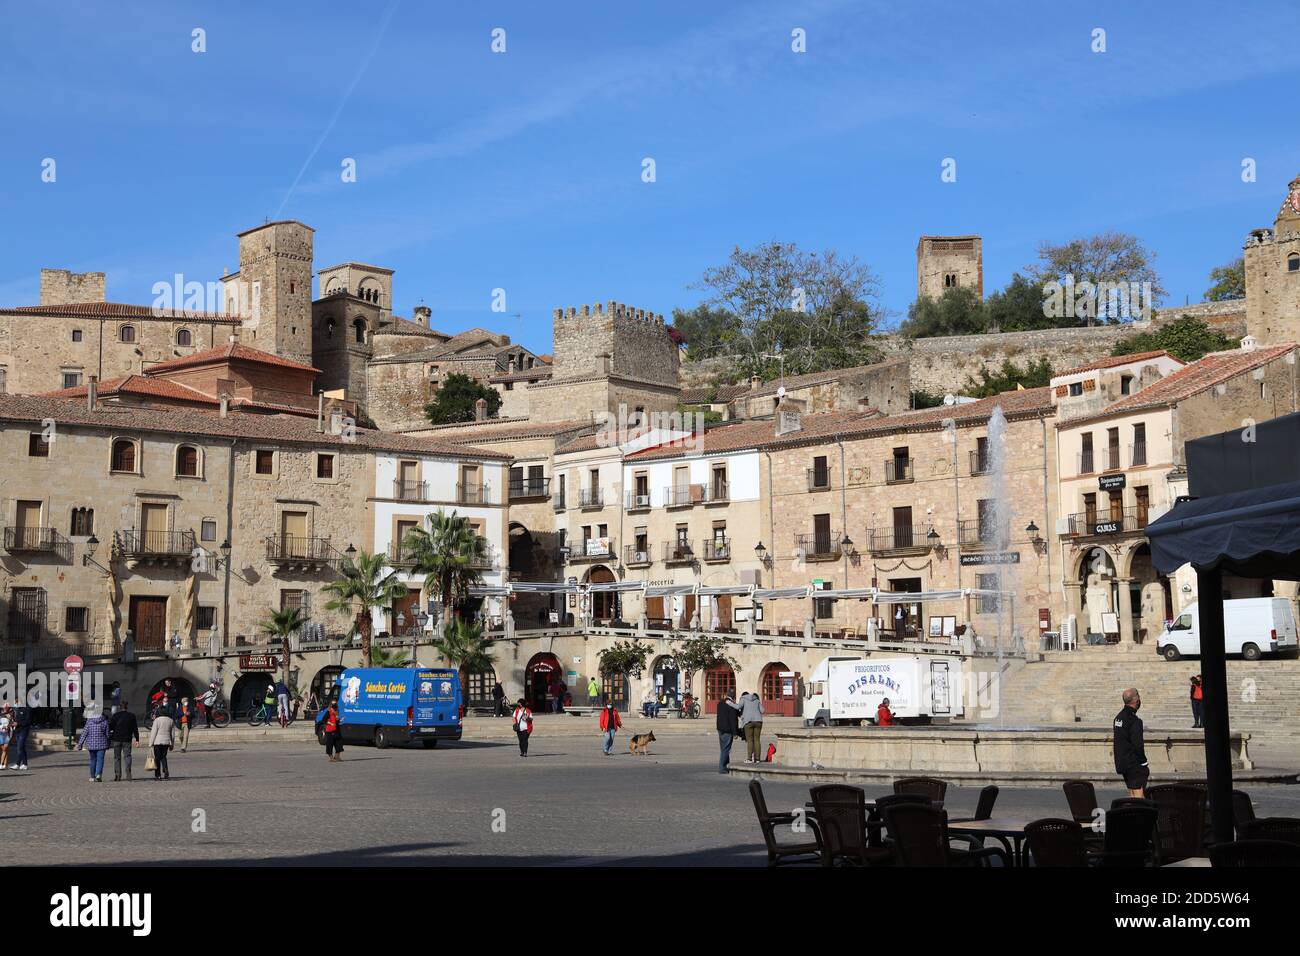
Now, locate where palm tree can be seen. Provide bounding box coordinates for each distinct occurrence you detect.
[371,645,411,667]
[323,549,409,667]
[261,606,304,687]
[430,618,495,696]
[404,510,487,625]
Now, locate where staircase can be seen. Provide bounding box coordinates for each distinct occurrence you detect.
[990,650,1300,738]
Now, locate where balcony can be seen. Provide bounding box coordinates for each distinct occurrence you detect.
[392,479,429,502]
[579,488,605,510]
[664,484,706,508]
[3,526,71,559]
[624,544,652,567]
[1102,446,1123,472]
[266,535,340,573]
[957,519,1010,550]
[552,493,567,512]
[508,477,550,501]
[1065,507,1149,537]
[1130,441,1148,467]
[970,450,991,476]
[564,541,615,562]
[705,481,729,504]
[625,491,653,511]
[1077,450,1095,475]
[795,531,841,561]
[884,458,913,484]
[119,528,197,564]
[457,482,489,505]
[867,525,936,556]
[807,468,831,492]
[664,541,695,565]
[387,542,418,567]
[702,538,731,562]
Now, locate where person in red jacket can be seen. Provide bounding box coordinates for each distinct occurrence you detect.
[599,698,622,756]
[512,698,533,757]
[876,698,897,726]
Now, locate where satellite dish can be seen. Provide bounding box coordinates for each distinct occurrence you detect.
[777,385,786,399]
[943,394,956,405]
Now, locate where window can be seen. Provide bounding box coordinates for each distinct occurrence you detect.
[814,581,835,619]
[119,325,136,343]
[72,329,83,342]
[316,453,335,479]
[811,455,829,489]
[176,329,193,346]
[1132,423,1147,466]
[353,319,366,343]
[289,281,295,294]
[1083,492,1097,527]
[0,367,6,393]
[280,589,306,612]
[70,507,94,536]
[943,272,958,288]
[1289,254,1299,273]
[1135,486,1150,527]
[1069,382,1083,397]
[1080,432,1094,473]
[200,518,217,542]
[976,574,1000,613]
[28,433,50,457]
[255,449,275,475]
[111,438,136,472]
[62,371,82,389]
[195,606,216,631]
[175,445,199,477]
[1120,374,1133,395]
[64,607,89,632]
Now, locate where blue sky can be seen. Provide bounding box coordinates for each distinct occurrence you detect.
[2,0,1298,355]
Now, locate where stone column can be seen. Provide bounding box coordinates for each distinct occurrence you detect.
[1116,578,1135,644]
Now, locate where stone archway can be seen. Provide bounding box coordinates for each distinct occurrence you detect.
[1127,543,1172,643]
[1077,547,1119,643]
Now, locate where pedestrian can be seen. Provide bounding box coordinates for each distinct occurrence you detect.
[641,686,659,718]
[108,701,140,781]
[177,697,196,752]
[76,706,111,782]
[0,704,12,770]
[1190,675,1204,729]
[715,692,743,774]
[161,678,178,713]
[1113,687,1148,797]
[877,697,897,726]
[738,691,765,763]
[262,683,276,721]
[109,681,122,715]
[491,681,506,718]
[274,678,291,727]
[201,681,219,728]
[587,675,600,705]
[11,700,32,770]
[599,698,622,755]
[148,708,175,780]
[322,700,344,762]
[512,698,533,756]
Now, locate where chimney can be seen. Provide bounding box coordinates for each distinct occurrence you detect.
[87,375,98,412]
[413,305,431,328]
[749,375,760,390]
[474,398,487,421]
[219,395,229,418]
[317,393,325,433]
[330,410,344,435]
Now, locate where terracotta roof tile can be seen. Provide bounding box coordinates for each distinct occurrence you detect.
[412,417,595,443]
[1084,345,1297,418]
[144,342,319,375]
[0,301,243,322]
[1057,350,1173,378]
[44,375,220,405]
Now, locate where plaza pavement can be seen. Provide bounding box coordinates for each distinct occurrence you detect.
[5,715,1300,865]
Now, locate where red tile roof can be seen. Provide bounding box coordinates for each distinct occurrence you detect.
[143,342,319,375]
[45,375,220,405]
[1057,350,1173,378]
[0,301,243,322]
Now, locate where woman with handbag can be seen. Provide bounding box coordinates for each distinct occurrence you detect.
[512,698,533,757]
[322,701,344,762]
[148,709,175,780]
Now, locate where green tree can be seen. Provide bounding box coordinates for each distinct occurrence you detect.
[670,304,742,361]
[403,510,486,624]
[671,632,740,700]
[1111,315,1235,363]
[1027,231,1165,322]
[597,638,654,682]
[423,372,502,426]
[371,645,412,667]
[910,390,946,409]
[322,549,409,667]
[899,286,988,338]
[986,273,1076,331]
[430,618,495,690]
[261,605,304,687]
[963,358,1055,398]
[691,241,883,378]
[1204,257,1246,301]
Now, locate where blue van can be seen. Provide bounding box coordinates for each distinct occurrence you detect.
[315,667,462,749]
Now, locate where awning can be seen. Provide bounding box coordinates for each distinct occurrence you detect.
[1145,480,1300,580]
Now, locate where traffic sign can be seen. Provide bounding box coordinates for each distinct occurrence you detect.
[63,655,84,676]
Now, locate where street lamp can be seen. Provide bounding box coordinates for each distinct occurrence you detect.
[82,534,111,574]
[754,541,772,569]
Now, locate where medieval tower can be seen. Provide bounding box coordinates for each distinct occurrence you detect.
[916,235,983,300]
[222,220,315,365]
[1244,174,1300,346]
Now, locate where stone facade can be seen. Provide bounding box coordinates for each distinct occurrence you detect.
[917,235,983,300]
[1244,174,1300,346]
[221,221,315,366]
[39,269,105,306]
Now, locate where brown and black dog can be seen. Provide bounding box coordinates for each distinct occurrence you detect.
[628,732,656,755]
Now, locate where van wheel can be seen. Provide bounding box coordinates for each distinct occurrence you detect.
[422,739,439,749]
[375,728,392,749]
[1162,645,1181,662]
[813,717,827,727]
[316,728,325,746]
[1242,643,1261,662]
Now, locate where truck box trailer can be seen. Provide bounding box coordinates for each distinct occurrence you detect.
[804,654,965,726]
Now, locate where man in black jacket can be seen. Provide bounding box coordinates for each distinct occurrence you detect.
[108,703,140,782]
[12,703,32,770]
[715,692,743,774]
[1113,688,1148,796]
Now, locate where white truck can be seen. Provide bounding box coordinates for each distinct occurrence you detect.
[1156,598,1299,662]
[804,654,965,727]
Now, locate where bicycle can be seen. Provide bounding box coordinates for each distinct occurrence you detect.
[247,701,294,728]
[677,696,701,719]
[196,696,231,729]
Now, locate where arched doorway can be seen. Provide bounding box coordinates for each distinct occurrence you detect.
[524,652,562,711]
[1128,544,1171,644]
[587,566,618,622]
[601,672,629,711]
[310,666,345,707]
[652,655,681,703]
[464,665,497,710]
[1079,547,1119,643]
[760,662,799,716]
[230,672,274,719]
[146,677,196,715]
[703,662,736,715]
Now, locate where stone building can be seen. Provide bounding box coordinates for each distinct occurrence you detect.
[1244,174,1300,346]
[916,235,983,300]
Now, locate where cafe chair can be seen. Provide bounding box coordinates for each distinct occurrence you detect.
[748,779,822,867]
[882,803,1007,868]
[894,776,948,807]
[1062,779,1100,825]
[1237,817,1300,846]
[810,784,894,866]
[1147,784,1208,865]
[1025,818,1090,867]
[1099,803,1157,867]
[949,785,1000,859]
[1232,790,1256,834]
[1210,839,1300,868]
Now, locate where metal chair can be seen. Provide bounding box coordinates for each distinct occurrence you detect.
[894,776,948,807]
[1100,803,1157,867]
[810,784,893,866]
[1147,783,1208,864]
[1210,839,1300,867]
[748,779,823,867]
[1025,818,1090,867]
[881,803,1007,867]
[1232,790,1256,835]
[949,785,1000,858]
[1237,817,1300,846]
[1062,779,1100,825]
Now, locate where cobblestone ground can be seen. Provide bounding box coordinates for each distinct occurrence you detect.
[4,730,1299,866]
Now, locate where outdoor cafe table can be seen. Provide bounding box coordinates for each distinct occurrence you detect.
[1162,857,1211,867]
[946,818,1034,867]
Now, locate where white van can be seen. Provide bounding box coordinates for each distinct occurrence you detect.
[1157,598,1299,662]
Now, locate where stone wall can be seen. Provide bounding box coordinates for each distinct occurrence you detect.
[40,269,105,306]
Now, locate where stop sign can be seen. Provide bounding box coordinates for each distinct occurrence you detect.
[63,655,84,676]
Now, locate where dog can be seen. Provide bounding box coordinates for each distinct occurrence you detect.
[628,732,656,755]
